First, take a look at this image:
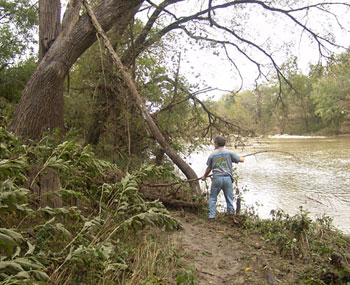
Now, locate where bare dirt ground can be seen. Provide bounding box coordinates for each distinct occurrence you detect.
[171,211,299,285]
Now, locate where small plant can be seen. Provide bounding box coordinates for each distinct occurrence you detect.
[176,264,197,284]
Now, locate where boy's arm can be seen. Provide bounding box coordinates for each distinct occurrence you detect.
[201,166,212,180]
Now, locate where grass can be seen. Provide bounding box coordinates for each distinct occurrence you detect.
[122,229,178,284]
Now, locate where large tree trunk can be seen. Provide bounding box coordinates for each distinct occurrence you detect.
[9,0,143,140]
[39,0,61,61]
[38,0,64,135]
[32,0,64,208]
[84,1,201,195]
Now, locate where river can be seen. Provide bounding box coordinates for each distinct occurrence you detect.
[187,136,350,234]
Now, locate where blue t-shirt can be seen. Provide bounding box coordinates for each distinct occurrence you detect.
[206,147,240,181]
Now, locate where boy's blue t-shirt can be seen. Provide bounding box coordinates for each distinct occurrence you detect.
[206,147,240,180]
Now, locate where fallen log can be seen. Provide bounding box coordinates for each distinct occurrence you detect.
[83,0,201,195]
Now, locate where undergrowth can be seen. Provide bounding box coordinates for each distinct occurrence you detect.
[235,205,350,284]
[2,126,350,284]
[0,127,182,284]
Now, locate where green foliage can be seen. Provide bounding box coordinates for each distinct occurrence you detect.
[0,226,49,283]
[0,58,36,103]
[0,0,37,68]
[176,264,197,284]
[210,52,350,135]
[0,127,28,183]
[0,180,30,215]
[245,205,350,270]
[65,20,207,169]
[0,127,181,284]
[0,59,35,128]
[311,52,350,132]
[227,196,350,284]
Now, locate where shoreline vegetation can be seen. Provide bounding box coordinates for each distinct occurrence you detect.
[1,127,350,284]
[2,2,350,283]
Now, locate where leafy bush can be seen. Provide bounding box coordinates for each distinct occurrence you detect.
[0,127,180,284]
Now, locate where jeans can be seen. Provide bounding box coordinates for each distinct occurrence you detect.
[209,176,234,219]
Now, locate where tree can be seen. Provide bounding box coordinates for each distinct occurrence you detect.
[0,58,36,103]
[270,58,317,134]
[10,0,350,138]
[9,0,141,139]
[311,51,350,132]
[0,0,37,125]
[8,0,350,192]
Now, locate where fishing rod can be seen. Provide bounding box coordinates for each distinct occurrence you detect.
[143,150,298,187]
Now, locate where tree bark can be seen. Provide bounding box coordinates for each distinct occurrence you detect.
[39,0,61,61]
[38,0,64,135]
[84,1,201,195]
[9,0,143,140]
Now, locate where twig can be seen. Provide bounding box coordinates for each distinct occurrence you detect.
[305,195,325,205]
[143,175,213,188]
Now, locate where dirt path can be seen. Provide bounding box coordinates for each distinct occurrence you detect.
[172,212,281,285]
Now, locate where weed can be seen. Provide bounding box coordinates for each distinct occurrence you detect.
[176,264,197,284]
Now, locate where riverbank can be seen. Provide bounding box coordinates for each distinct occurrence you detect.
[189,135,350,235]
[2,127,349,284]
[141,208,350,284]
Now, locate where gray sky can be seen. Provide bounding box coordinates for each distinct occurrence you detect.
[59,0,350,99]
[136,0,350,99]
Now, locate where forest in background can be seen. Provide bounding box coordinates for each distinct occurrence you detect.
[208,54,350,136]
[1,1,350,283]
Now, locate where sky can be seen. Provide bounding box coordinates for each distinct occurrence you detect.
[136,0,350,100]
[58,0,350,100]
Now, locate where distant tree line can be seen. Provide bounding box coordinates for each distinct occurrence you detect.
[208,52,350,136]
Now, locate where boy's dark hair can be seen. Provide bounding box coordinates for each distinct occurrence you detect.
[214,136,226,147]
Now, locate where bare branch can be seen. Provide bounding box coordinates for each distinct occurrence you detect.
[122,0,184,65]
[128,0,350,96]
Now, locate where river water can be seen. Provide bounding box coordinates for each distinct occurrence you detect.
[187,136,350,234]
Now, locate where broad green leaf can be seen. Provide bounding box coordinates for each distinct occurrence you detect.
[32,269,50,281]
[25,241,35,256]
[0,233,18,253]
[55,223,72,239]
[14,258,43,270]
[14,270,31,279]
[11,246,21,259]
[0,261,24,272]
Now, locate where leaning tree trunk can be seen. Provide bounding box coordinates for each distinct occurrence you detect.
[84,1,201,195]
[9,0,143,140]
